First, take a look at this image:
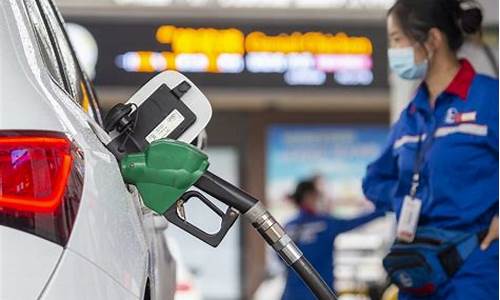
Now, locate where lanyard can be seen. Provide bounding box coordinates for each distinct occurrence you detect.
[409,121,437,199]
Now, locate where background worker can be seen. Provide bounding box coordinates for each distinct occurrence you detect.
[281,179,383,300]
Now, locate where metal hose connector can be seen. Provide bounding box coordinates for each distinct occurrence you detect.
[244,203,337,300]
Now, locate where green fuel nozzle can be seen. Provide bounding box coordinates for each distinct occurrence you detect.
[120,139,240,247]
[120,139,337,300]
[120,139,209,214]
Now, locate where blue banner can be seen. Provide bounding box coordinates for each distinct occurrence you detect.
[266,125,388,220]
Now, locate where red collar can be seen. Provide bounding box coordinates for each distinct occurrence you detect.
[300,206,317,215]
[445,59,476,100]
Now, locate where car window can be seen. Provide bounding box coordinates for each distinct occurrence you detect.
[28,0,103,125]
[37,0,83,102]
[23,0,66,89]
[81,72,104,126]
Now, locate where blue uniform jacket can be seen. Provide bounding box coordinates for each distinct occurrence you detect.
[363,59,498,234]
[281,209,383,300]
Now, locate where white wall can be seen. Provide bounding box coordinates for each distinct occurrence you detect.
[478,0,499,25]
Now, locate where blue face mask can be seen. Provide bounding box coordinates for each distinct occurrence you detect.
[388,47,428,80]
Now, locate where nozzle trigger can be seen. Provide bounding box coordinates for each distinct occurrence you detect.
[176,200,186,221]
[163,190,239,247]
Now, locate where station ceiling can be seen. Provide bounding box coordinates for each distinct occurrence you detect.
[55,0,498,24]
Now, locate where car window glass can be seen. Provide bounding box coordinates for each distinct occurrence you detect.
[83,74,104,126]
[38,0,84,104]
[79,76,101,124]
[23,0,65,88]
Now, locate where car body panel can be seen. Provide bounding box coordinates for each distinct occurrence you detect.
[65,135,150,297]
[39,249,138,300]
[0,226,63,300]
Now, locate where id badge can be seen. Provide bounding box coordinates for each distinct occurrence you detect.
[396,196,422,242]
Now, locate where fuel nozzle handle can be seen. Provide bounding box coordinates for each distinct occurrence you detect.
[194,172,337,300]
[194,171,257,213]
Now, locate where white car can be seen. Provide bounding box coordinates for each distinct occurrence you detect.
[0,0,176,299]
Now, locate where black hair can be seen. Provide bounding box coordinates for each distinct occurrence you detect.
[290,180,317,207]
[388,0,483,51]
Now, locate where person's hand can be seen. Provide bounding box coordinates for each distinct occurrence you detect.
[481,215,499,251]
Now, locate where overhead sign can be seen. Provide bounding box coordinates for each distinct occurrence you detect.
[69,18,388,89]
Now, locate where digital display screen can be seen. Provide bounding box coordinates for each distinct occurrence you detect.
[69,18,388,89]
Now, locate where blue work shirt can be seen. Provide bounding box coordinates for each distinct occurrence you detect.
[363,59,499,234]
[281,209,383,300]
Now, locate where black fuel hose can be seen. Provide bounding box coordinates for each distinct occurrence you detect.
[291,257,336,299]
[195,171,257,212]
[195,171,337,300]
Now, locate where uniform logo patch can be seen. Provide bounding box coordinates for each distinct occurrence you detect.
[445,108,458,124]
[445,108,476,124]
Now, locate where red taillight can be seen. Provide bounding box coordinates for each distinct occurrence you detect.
[0,131,84,245]
[0,136,73,213]
[176,282,193,293]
